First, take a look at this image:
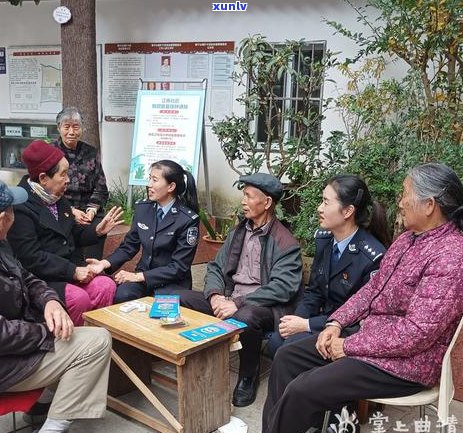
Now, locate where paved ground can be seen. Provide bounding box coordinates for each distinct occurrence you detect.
[2,377,463,433]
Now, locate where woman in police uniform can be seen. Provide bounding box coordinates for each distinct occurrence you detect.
[87,160,200,303]
[267,174,390,357]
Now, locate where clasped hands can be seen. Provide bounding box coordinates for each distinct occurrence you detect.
[85,258,144,284]
[315,323,346,361]
[72,207,96,225]
[210,294,237,319]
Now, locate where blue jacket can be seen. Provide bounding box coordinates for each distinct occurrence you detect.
[296,227,386,332]
[106,199,199,291]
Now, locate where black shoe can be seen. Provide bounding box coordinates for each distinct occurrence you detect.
[23,401,50,426]
[232,374,259,407]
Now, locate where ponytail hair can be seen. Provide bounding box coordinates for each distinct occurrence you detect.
[151,160,199,213]
[327,174,391,247]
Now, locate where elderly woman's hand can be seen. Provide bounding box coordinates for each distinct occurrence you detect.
[86,258,111,274]
[72,207,92,225]
[73,266,96,284]
[95,206,124,236]
[316,324,341,359]
[329,337,346,360]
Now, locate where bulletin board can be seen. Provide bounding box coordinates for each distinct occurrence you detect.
[7,45,62,114]
[6,45,102,119]
[102,41,235,123]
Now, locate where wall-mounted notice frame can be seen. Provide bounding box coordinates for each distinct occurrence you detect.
[129,89,205,185]
[8,46,62,114]
[103,41,234,123]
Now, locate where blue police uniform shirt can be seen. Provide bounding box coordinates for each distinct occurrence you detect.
[158,199,175,219]
[333,229,358,257]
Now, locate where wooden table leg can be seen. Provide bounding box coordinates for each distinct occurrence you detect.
[108,339,152,396]
[110,350,183,433]
[177,341,230,433]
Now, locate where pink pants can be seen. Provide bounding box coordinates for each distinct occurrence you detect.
[65,275,116,326]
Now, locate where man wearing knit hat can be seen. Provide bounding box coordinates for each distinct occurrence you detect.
[176,172,303,407]
[7,139,123,327]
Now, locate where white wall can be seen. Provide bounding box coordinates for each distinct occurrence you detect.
[0,0,395,213]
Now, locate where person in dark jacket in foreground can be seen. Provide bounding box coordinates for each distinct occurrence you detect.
[0,180,111,433]
[177,173,303,408]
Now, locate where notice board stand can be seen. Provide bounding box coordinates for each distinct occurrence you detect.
[127,78,211,214]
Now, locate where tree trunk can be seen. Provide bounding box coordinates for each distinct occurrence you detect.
[60,0,100,148]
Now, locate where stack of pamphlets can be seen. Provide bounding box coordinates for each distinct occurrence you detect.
[149,295,180,319]
[180,318,247,342]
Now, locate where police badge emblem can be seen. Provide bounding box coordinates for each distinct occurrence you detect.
[186,227,199,246]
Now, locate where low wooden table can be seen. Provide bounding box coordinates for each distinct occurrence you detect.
[83,297,243,433]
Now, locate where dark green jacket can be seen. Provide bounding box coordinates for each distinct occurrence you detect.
[204,217,303,330]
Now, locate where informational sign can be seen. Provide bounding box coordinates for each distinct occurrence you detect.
[0,47,6,75]
[103,41,234,122]
[30,126,48,138]
[129,89,205,185]
[5,125,22,137]
[8,46,62,114]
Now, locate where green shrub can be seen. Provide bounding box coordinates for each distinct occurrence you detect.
[106,179,146,225]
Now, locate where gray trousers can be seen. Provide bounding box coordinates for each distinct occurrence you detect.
[7,327,112,420]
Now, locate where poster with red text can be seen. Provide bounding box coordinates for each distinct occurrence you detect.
[129,89,205,184]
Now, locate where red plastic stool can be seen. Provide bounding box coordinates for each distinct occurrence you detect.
[0,389,44,433]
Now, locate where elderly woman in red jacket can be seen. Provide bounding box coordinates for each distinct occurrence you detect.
[262,163,463,433]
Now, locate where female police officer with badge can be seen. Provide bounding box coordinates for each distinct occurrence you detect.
[267,174,390,356]
[88,160,200,303]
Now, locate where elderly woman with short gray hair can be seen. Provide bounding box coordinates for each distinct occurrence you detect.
[262,162,463,433]
[53,107,109,258]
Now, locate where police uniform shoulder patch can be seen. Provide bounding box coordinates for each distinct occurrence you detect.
[135,199,150,205]
[359,240,383,262]
[186,226,199,246]
[314,228,333,239]
[178,205,199,220]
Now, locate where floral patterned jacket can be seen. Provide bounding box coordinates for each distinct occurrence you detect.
[53,139,109,212]
[331,222,463,387]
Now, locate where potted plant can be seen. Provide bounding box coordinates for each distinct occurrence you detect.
[198,208,238,244]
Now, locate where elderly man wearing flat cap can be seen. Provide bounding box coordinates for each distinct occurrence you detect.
[179,172,302,407]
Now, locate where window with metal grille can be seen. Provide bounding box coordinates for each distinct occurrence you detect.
[252,41,326,147]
